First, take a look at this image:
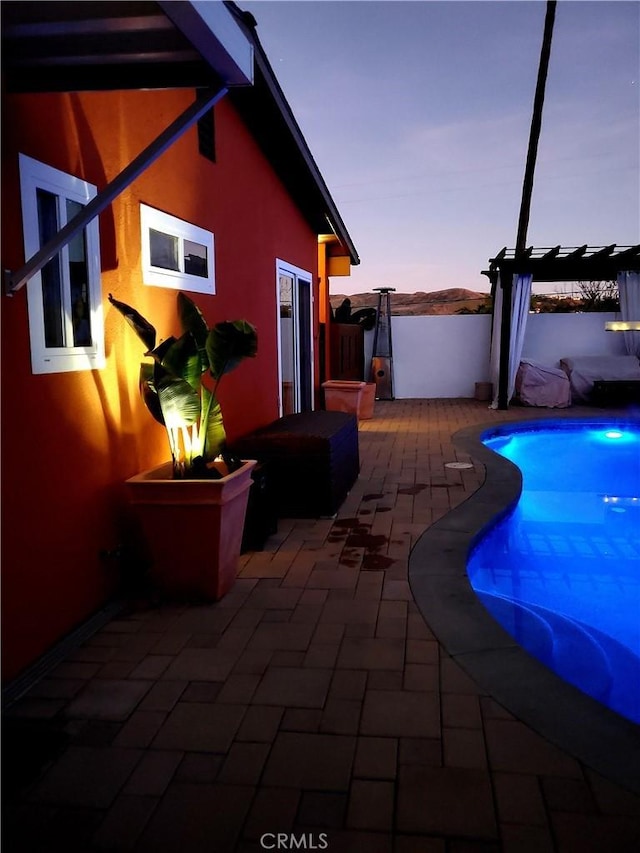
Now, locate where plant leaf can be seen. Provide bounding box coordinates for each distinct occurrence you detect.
[206,320,258,381]
[199,386,225,461]
[139,363,165,425]
[155,369,201,430]
[148,336,177,364]
[108,293,156,353]
[160,332,202,390]
[177,292,209,352]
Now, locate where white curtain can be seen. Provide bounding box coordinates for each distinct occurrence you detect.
[488,277,504,407]
[616,271,640,357]
[490,273,533,408]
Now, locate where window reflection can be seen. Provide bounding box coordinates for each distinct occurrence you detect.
[37,189,64,348]
[184,239,208,278]
[150,228,180,271]
[279,274,295,415]
[67,200,92,347]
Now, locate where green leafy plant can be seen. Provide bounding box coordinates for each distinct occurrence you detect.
[109,291,257,479]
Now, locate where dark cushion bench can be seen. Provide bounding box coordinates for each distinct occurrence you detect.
[230,411,360,518]
[592,380,640,406]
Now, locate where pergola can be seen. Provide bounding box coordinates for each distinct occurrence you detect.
[482,244,640,409]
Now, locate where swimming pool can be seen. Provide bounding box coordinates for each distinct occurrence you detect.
[467,420,640,724]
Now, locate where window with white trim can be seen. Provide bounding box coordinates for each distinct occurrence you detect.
[140,204,215,294]
[19,154,105,375]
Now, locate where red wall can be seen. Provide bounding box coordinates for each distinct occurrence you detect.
[1,89,319,681]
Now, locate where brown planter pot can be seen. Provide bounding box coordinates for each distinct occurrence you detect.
[126,459,256,601]
[322,380,376,421]
[359,382,376,419]
[474,381,493,402]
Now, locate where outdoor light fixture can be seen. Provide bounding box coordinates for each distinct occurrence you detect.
[605,321,640,331]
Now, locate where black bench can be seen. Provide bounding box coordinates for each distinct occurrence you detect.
[230,411,360,518]
[240,462,278,553]
[592,380,640,406]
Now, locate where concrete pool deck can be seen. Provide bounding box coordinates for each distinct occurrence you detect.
[3,399,640,852]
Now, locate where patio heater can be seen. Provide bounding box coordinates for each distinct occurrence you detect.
[370,287,395,400]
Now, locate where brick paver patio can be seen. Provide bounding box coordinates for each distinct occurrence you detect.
[4,399,640,852]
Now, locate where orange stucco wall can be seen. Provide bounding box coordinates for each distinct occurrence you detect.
[1,89,320,681]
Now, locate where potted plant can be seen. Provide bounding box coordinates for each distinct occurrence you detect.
[109,291,258,601]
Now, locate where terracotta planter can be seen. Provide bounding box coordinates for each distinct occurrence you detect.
[322,380,376,421]
[474,381,493,402]
[126,459,256,601]
[359,382,376,419]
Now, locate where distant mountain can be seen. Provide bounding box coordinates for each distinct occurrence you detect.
[330,289,491,317]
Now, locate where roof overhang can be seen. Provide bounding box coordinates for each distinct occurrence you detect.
[2,1,255,295]
[1,0,253,92]
[225,3,360,267]
[1,1,359,282]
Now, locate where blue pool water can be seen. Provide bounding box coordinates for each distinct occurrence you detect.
[467,421,640,724]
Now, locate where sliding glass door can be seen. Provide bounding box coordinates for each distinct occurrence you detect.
[277,260,314,416]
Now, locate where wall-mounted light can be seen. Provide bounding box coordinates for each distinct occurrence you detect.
[605,321,640,331]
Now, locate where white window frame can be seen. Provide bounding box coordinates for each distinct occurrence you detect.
[140,204,215,294]
[19,153,105,375]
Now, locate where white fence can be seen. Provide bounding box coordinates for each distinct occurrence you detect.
[364,312,627,399]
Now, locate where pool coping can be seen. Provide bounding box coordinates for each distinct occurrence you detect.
[408,414,640,795]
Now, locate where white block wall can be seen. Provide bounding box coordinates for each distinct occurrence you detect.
[520,312,627,366]
[364,312,626,399]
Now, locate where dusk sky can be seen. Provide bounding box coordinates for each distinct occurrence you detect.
[241,0,640,295]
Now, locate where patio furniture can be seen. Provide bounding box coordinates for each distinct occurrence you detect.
[560,355,640,403]
[229,410,360,518]
[515,359,571,408]
[592,379,640,406]
[241,462,278,552]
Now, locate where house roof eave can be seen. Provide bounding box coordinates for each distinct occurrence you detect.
[1,0,253,92]
[225,2,360,267]
[2,1,255,294]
